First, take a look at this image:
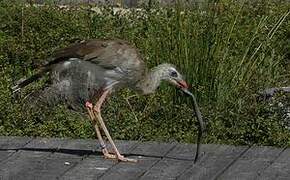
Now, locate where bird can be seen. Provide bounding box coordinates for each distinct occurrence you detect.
[12,39,203,162]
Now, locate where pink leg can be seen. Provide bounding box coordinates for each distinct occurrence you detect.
[86,102,116,159]
[93,90,137,162]
[93,90,110,113]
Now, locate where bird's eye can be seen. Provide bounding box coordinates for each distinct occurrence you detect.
[170,71,178,77]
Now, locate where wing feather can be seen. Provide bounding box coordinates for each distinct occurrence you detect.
[47,39,144,71]
[13,39,146,91]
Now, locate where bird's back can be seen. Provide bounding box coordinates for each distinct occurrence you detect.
[50,39,146,86]
[25,39,147,111]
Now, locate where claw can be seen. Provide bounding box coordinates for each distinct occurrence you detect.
[117,155,138,163]
[102,149,137,162]
[103,150,117,159]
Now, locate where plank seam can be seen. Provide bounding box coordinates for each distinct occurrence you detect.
[175,159,196,180]
[0,150,18,164]
[213,145,251,180]
[0,137,34,164]
[57,154,89,179]
[136,156,164,179]
[96,160,120,179]
[136,143,177,179]
[255,146,288,178]
[96,141,152,179]
[0,147,200,162]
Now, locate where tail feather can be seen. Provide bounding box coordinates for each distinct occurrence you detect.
[11,55,73,93]
[11,67,50,93]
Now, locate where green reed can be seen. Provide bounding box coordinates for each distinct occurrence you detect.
[1,0,290,146]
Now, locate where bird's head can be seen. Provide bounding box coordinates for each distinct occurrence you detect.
[158,64,189,90]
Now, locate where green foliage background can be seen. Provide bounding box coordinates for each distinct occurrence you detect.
[0,0,290,146]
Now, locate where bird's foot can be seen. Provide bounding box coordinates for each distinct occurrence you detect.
[102,149,117,159]
[116,154,138,163]
[102,150,137,162]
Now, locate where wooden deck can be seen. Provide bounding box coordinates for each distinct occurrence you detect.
[0,136,289,180]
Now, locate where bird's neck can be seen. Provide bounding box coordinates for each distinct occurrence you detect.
[136,66,164,95]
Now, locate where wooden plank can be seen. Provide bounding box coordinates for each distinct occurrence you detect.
[257,148,290,180]
[60,139,138,155]
[0,150,52,180]
[99,156,160,180]
[0,149,84,180]
[139,158,192,179]
[24,137,67,149]
[1,136,289,180]
[38,152,83,178]
[217,146,284,179]
[25,137,137,157]
[130,141,176,157]
[50,151,85,160]
[0,135,86,180]
[18,174,59,180]
[20,156,81,180]
[105,140,138,154]
[166,143,220,161]
[61,155,117,180]
[0,136,31,149]
[177,145,248,180]
[59,138,100,152]
[0,150,16,162]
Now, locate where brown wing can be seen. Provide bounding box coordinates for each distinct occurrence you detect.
[51,39,146,85]
[46,39,145,71]
[13,39,146,91]
[44,39,105,67]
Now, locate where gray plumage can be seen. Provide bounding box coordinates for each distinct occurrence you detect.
[12,38,204,163]
[13,39,187,111]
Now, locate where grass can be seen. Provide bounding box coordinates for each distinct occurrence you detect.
[0,0,290,146]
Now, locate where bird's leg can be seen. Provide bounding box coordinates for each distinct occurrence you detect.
[94,111,137,162]
[86,102,116,159]
[93,89,109,113]
[93,90,137,162]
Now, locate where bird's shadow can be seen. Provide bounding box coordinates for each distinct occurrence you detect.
[7,147,103,156]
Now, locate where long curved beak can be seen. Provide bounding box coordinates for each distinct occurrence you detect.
[177,80,188,89]
[170,78,189,89]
